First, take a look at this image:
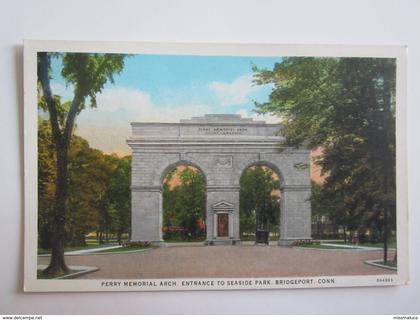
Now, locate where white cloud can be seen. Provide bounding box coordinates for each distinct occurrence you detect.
[77,87,212,126]
[50,85,280,155]
[49,84,212,126]
[208,75,259,106]
[236,109,282,124]
[74,87,213,154]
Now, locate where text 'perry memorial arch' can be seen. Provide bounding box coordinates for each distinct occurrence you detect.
[127,114,312,246]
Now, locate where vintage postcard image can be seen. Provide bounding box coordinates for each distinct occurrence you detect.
[24,41,408,291]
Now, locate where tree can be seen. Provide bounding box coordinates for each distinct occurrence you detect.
[162,167,206,240]
[254,57,396,261]
[162,169,179,231]
[38,118,56,249]
[38,53,126,274]
[106,155,131,244]
[38,120,131,248]
[239,166,280,239]
[66,136,115,246]
[177,168,206,239]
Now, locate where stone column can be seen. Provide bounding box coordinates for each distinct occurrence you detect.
[278,185,312,246]
[206,186,240,244]
[131,186,164,245]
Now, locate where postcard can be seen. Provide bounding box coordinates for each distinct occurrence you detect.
[24,41,408,291]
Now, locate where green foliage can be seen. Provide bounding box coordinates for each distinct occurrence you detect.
[61,53,125,109]
[121,241,152,249]
[254,57,396,243]
[162,167,206,240]
[38,120,131,248]
[37,118,56,249]
[239,166,280,238]
[106,155,131,244]
[254,57,341,148]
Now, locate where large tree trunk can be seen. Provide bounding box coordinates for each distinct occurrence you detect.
[98,228,104,244]
[117,231,122,245]
[383,207,389,264]
[382,65,394,265]
[44,142,70,274]
[343,226,347,244]
[38,53,70,275]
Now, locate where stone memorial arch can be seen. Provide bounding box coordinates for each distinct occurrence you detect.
[127,114,311,246]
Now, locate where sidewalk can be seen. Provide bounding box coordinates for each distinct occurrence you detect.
[38,245,122,257]
[319,243,389,251]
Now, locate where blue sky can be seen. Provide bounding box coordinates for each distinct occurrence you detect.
[49,53,282,154]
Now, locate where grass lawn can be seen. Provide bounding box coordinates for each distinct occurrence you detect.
[313,239,344,244]
[296,239,396,249]
[297,243,356,250]
[37,241,123,255]
[98,245,154,253]
[37,269,78,279]
[163,239,205,243]
[355,241,396,249]
[376,260,398,268]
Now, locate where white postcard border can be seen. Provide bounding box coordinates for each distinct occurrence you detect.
[23,40,408,292]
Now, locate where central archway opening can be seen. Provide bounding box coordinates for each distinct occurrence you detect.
[239,164,282,243]
[162,165,207,242]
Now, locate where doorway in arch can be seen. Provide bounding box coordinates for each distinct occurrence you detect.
[127,114,312,246]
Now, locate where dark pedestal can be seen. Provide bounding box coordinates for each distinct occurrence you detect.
[255,230,269,245]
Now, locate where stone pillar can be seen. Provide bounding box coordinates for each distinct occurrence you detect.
[131,186,164,245]
[206,186,240,245]
[278,185,312,246]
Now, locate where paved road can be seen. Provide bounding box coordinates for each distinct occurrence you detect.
[37,245,396,279]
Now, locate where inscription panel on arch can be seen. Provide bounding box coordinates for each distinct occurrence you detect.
[213,155,233,168]
[198,126,248,135]
[179,125,276,137]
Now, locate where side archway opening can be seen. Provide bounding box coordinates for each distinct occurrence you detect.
[239,163,282,243]
[161,163,207,243]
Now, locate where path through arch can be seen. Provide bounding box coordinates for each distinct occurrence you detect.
[239,164,282,243]
[161,164,207,242]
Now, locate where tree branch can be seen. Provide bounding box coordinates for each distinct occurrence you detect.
[63,94,83,144]
[38,53,62,143]
[63,55,114,143]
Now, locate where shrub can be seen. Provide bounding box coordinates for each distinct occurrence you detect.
[122,241,152,249]
[290,239,312,246]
